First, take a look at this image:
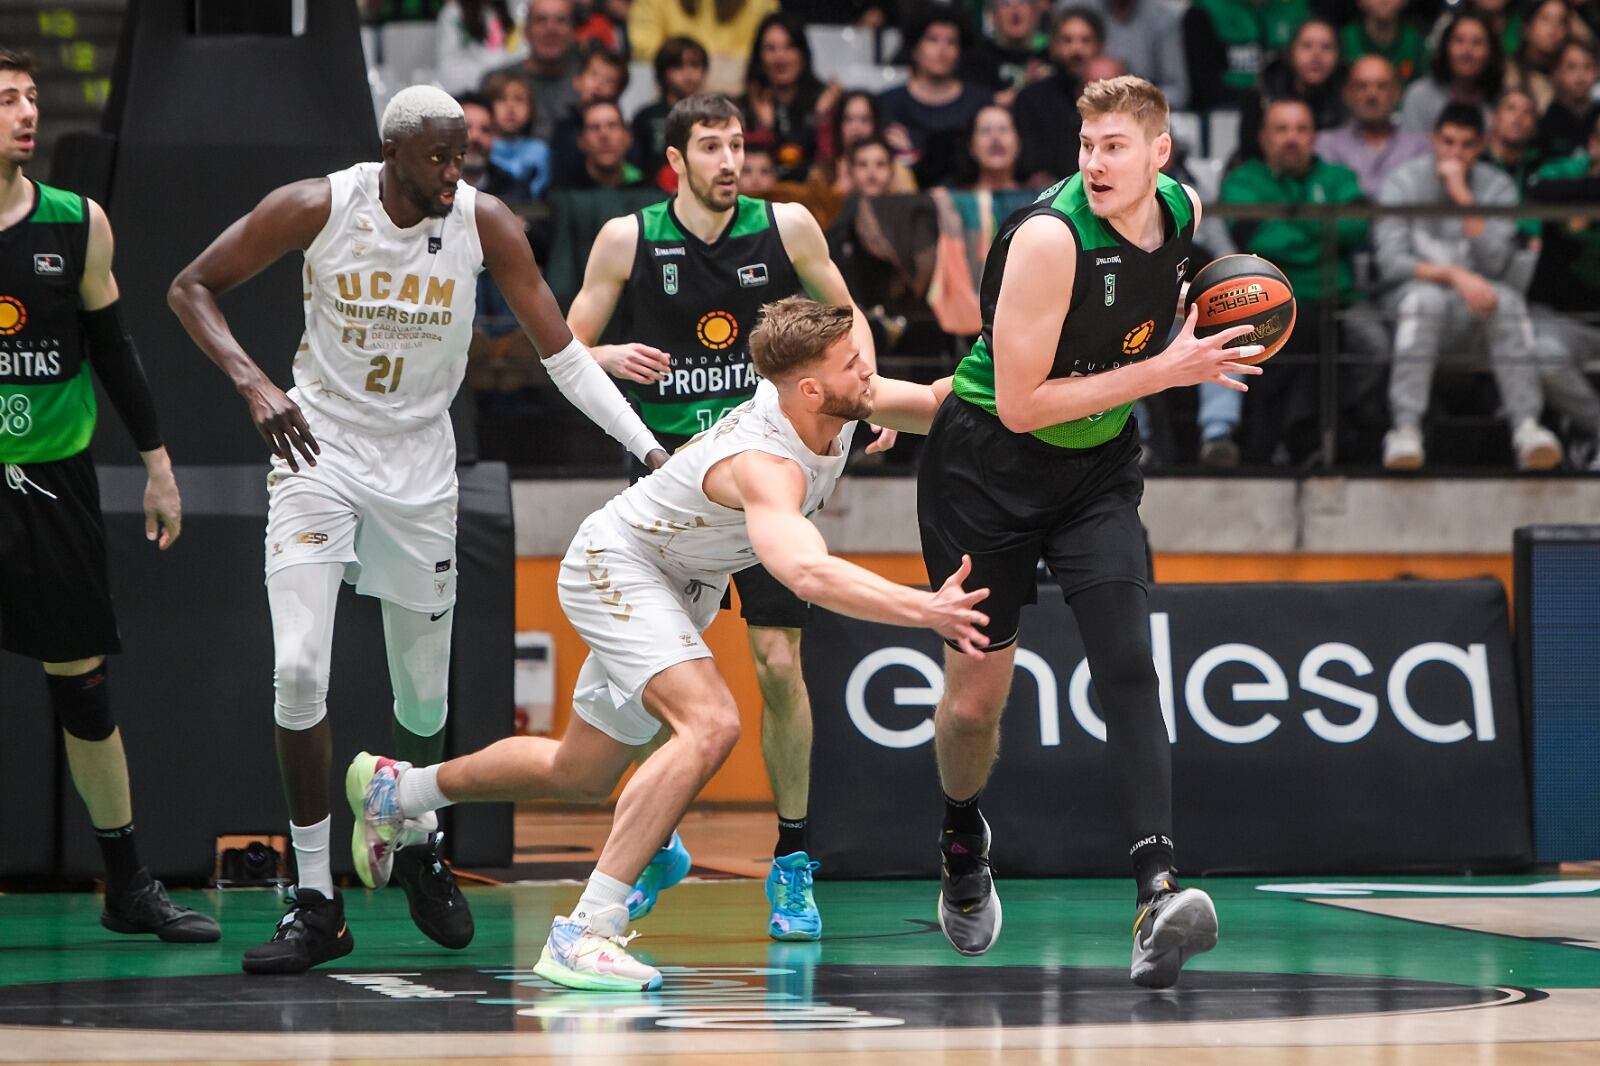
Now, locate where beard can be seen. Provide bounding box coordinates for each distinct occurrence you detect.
[397,172,453,219]
[685,165,739,212]
[819,387,873,422]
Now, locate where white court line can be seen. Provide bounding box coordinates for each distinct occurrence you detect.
[1256,880,1600,896]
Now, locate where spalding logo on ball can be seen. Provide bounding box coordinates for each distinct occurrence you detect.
[1184,254,1295,364]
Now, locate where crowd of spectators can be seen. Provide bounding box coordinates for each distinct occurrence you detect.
[366,0,1600,474]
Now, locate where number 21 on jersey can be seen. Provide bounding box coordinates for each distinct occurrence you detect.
[365,355,405,394]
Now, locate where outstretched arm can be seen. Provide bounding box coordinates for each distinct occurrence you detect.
[168,177,330,471]
[477,193,667,467]
[722,451,990,655]
[864,373,946,434]
[81,199,179,549]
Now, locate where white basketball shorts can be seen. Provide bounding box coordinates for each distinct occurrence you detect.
[264,395,458,613]
[557,510,722,745]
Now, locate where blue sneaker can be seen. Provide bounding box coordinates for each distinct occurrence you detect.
[626,831,691,920]
[766,852,822,941]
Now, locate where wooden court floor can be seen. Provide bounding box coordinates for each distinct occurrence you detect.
[1,809,1598,1065]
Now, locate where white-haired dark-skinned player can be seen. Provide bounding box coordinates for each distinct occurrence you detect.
[0,47,218,944]
[916,76,1264,987]
[169,85,669,974]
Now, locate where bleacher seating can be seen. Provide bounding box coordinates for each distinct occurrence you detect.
[3,0,125,178]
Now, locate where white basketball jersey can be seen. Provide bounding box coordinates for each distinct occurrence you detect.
[605,381,857,578]
[295,162,483,434]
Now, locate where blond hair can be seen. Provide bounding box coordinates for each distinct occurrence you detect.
[1077,75,1168,138]
[750,297,854,380]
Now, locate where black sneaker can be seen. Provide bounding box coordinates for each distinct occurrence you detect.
[101,868,222,943]
[242,887,355,974]
[937,815,1002,956]
[392,832,474,949]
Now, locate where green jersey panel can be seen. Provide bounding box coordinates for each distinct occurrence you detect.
[953,173,1194,449]
[0,180,94,464]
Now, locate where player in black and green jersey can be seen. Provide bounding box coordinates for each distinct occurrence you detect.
[0,48,217,942]
[567,94,881,942]
[916,77,1261,985]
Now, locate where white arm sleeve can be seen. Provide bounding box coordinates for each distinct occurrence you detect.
[543,337,663,463]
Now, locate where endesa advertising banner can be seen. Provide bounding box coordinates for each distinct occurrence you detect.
[804,580,1531,878]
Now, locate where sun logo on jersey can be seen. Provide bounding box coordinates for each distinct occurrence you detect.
[1122,319,1155,355]
[697,310,738,351]
[0,296,26,336]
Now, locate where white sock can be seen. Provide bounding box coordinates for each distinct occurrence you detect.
[397,764,450,819]
[291,816,334,898]
[572,870,631,935]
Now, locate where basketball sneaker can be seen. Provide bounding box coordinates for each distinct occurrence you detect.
[1130,878,1218,989]
[391,830,475,949]
[626,831,691,920]
[937,815,1002,956]
[241,886,354,974]
[101,868,221,943]
[346,750,437,891]
[532,905,663,991]
[766,852,822,941]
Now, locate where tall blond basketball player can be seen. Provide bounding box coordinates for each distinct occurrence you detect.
[169,86,668,975]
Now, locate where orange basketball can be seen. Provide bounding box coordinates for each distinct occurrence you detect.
[1185,254,1296,365]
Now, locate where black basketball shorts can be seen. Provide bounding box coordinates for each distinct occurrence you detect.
[628,432,810,630]
[0,449,122,662]
[916,396,1149,651]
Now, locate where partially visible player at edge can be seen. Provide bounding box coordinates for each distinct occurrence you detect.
[916,76,1265,987]
[168,86,667,975]
[0,48,218,942]
[349,296,989,992]
[569,92,885,942]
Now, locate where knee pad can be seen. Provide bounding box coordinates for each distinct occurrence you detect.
[273,659,329,731]
[393,695,447,738]
[46,666,116,741]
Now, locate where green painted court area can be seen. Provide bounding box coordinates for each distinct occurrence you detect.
[3,875,1597,994]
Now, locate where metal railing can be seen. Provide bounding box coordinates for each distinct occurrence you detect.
[1209,200,1600,468]
[471,193,1600,474]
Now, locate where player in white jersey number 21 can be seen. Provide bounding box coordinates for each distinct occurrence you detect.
[348,296,991,991]
[169,86,668,975]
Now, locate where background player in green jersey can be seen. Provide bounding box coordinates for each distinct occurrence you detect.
[0,48,217,942]
[566,94,882,942]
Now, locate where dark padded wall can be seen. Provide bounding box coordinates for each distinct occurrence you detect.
[79,0,378,464]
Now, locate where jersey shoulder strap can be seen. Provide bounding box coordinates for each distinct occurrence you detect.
[638,198,685,243]
[30,182,85,225]
[727,195,776,238]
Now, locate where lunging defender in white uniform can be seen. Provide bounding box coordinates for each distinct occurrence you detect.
[349,296,990,991]
[169,86,668,975]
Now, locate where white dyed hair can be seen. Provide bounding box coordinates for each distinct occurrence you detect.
[381,85,465,140]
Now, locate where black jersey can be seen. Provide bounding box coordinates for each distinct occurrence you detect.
[623,196,801,438]
[0,180,93,464]
[951,172,1194,448]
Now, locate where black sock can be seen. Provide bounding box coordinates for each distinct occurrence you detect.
[776,816,808,858]
[95,822,142,895]
[1130,833,1177,903]
[942,790,985,839]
